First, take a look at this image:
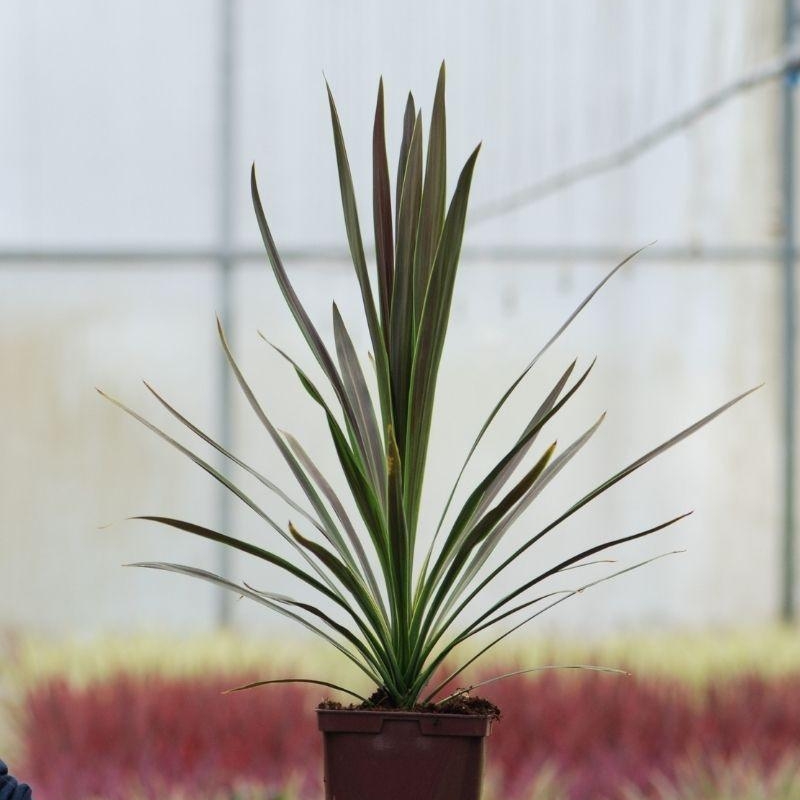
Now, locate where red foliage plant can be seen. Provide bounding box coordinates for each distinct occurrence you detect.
[487,670,800,799]
[17,669,800,800]
[19,673,321,800]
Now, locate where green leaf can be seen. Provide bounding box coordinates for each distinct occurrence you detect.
[326,80,380,345]
[425,384,758,663]
[404,143,481,536]
[142,380,323,535]
[413,62,447,327]
[463,589,573,638]
[386,425,409,571]
[422,359,595,600]
[423,441,557,639]
[433,246,650,549]
[130,515,336,601]
[462,442,557,564]
[130,561,380,684]
[435,664,628,704]
[326,82,394,432]
[395,93,416,232]
[472,360,577,521]
[420,523,687,695]
[426,512,691,691]
[450,563,618,645]
[266,338,391,576]
[416,359,578,598]
[282,429,386,617]
[225,677,367,703]
[241,580,387,677]
[216,320,364,576]
[325,411,391,581]
[372,78,394,337]
[471,385,761,605]
[441,412,606,615]
[250,165,360,434]
[289,522,393,661]
[128,515,388,671]
[386,424,410,656]
[389,111,424,457]
[243,582,354,642]
[332,303,386,499]
[493,411,605,533]
[419,549,681,702]
[97,389,335,592]
[456,514,692,650]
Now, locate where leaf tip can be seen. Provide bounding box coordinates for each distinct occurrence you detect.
[215,316,231,347]
[324,77,337,110]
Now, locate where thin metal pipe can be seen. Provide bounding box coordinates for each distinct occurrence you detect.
[0,250,217,264]
[215,0,236,628]
[473,43,800,223]
[781,0,798,623]
[0,244,793,266]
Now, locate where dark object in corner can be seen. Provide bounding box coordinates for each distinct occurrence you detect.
[0,760,32,800]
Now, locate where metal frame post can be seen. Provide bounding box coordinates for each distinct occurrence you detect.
[215,0,236,627]
[782,0,798,623]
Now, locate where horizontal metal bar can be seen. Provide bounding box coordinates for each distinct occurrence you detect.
[0,243,789,267]
[0,249,218,265]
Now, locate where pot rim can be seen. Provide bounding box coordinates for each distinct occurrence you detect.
[315,708,495,720]
[316,707,494,736]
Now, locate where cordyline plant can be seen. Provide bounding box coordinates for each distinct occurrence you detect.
[101,65,756,709]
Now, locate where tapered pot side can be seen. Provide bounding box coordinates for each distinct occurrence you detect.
[317,709,493,800]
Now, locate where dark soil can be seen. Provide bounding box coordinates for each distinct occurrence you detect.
[318,687,500,720]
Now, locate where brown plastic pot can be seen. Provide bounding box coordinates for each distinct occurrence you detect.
[317,708,493,800]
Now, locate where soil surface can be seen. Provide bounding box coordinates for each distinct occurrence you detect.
[319,688,500,719]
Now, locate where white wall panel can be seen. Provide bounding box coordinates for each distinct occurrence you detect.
[0,1,791,636]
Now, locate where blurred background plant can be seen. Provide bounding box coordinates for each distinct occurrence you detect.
[3,630,800,799]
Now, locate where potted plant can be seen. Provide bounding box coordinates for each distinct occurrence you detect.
[101,66,756,800]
